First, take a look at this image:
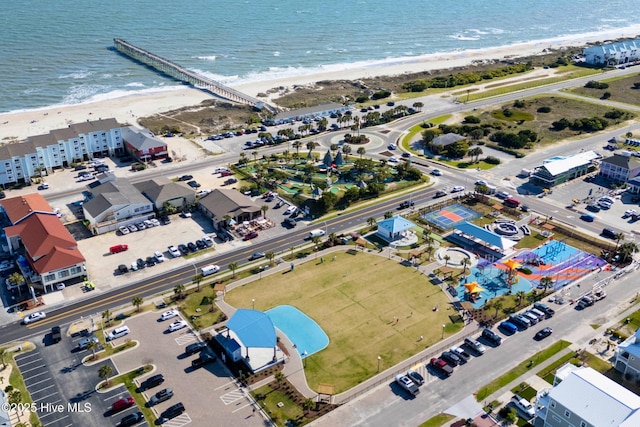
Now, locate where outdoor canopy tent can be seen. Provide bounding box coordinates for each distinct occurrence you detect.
[226,309,277,348]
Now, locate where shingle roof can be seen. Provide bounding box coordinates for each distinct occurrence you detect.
[454,221,516,251]
[549,367,640,426]
[601,153,640,170]
[0,141,37,158]
[134,177,192,203]
[122,126,166,151]
[0,193,54,225]
[84,178,150,218]
[70,118,120,135]
[378,216,415,233]
[199,189,261,219]
[29,133,58,148]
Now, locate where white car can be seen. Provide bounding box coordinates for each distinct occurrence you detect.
[168,320,187,332]
[130,261,138,271]
[144,219,154,228]
[201,236,214,247]
[624,209,637,218]
[511,396,535,419]
[475,180,488,186]
[451,186,465,193]
[119,225,130,235]
[285,205,297,215]
[196,189,212,197]
[56,282,65,291]
[168,246,181,258]
[161,309,179,321]
[136,222,146,230]
[388,157,399,163]
[23,311,46,325]
[431,169,442,176]
[154,251,165,263]
[213,167,229,174]
[127,224,138,232]
[150,218,161,227]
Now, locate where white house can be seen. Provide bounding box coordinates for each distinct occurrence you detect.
[583,39,640,66]
[615,327,640,378]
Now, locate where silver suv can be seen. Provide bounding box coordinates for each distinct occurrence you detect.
[464,337,486,355]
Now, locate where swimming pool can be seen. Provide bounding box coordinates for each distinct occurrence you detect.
[266,305,329,358]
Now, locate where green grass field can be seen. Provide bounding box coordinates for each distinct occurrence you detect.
[224,251,455,393]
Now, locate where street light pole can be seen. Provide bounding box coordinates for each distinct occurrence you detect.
[442,324,446,339]
[377,355,381,372]
[252,299,255,310]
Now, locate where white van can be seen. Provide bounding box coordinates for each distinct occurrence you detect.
[107,325,130,341]
[201,264,220,277]
[308,229,326,239]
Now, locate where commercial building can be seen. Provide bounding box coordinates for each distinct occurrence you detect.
[198,189,261,229]
[121,126,168,161]
[529,151,599,188]
[599,152,640,183]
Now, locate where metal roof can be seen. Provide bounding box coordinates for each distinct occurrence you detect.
[454,221,516,251]
[226,309,276,348]
[540,150,600,176]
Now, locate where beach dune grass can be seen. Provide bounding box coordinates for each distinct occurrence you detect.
[224,251,454,393]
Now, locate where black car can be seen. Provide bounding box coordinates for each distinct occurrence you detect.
[284,218,297,228]
[195,240,206,250]
[118,264,129,274]
[274,200,284,208]
[161,402,185,421]
[177,175,193,181]
[145,256,156,267]
[482,328,503,346]
[136,258,146,269]
[119,411,144,427]
[162,216,171,225]
[399,201,415,209]
[290,209,301,218]
[192,352,216,368]
[185,341,208,356]
[148,388,173,406]
[74,165,87,171]
[441,351,461,366]
[187,180,201,188]
[178,244,189,255]
[187,242,198,252]
[534,327,553,340]
[51,326,62,343]
[141,374,164,391]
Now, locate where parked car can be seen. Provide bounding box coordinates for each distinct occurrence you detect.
[118,411,144,427]
[191,352,216,368]
[244,231,259,240]
[23,312,46,325]
[178,244,189,255]
[499,321,518,335]
[127,224,138,233]
[534,327,553,340]
[160,309,179,321]
[406,369,424,386]
[511,395,535,419]
[118,225,130,235]
[185,342,208,356]
[429,357,453,377]
[441,351,461,366]
[136,222,146,230]
[201,235,214,247]
[284,217,297,228]
[187,242,198,252]
[118,264,129,274]
[577,295,595,309]
[187,180,201,188]
[77,336,99,350]
[450,346,471,361]
[534,302,555,317]
[395,374,420,395]
[168,246,181,258]
[109,244,128,254]
[195,240,206,250]
[140,374,165,391]
[51,326,62,343]
[107,326,130,341]
[482,328,503,346]
[148,388,173,406]
[111,397,135,413]
[464,337,486,355]
[145,256,157,267]
[161,402,185,421]
[168,320,188,332]
[177,175,193,181]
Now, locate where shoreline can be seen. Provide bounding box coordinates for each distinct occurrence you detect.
[2,27,640,141]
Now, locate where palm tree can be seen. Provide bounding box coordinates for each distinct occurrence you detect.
[384,210,393,219]
[306,141,315,154]
[8,272,25,296]
[425,235,435,260]
[357,146,366,159]
[86,338,98,359]
[229,262,239,279]
[443,255,451,266]
[274,371,285,386]
[292,141,303,157]
[173,284,185,300]
[98,364,113,387]
[311,235,321,251]
[330,144,339,155]
[492,299,504,318]
[132,296,143,313]
[289,246,295,259]
[342,144,352,159]
[8,390,22,421]
[539,276,554,294]
[261,204,269,219]
[193,273,203,292]
[266,252,275,265]
[516,291,526,307]
[413,101,424,112]
[0,347,7,369]
[252,150,259,163]
[461,258,470,275]
[469,147,483,163]
[619,242,639,263]
[614,232,625,252]
[101,309,112,327]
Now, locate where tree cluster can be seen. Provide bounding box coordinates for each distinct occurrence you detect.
[585,80,609,89]
[551,116,609,132]
[490,129,538,149]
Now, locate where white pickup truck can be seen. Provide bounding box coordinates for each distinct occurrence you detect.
[395,374,420,396]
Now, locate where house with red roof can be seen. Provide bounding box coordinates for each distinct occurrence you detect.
[0,194,86,293]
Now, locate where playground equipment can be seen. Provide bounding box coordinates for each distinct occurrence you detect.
[502,259,522,286]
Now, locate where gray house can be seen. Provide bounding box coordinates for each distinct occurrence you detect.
[198,189,261,228]
[134,176,194,210]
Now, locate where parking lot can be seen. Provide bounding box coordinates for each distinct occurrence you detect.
[14,329,143,427]
[106,311,263,426]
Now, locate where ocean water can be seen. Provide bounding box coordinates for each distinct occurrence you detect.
[1,0,639,113]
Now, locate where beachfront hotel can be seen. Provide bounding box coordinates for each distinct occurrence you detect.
[0,119,124,186]
[583,39,640,66]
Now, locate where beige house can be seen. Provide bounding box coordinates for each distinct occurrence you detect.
[198,189,261,228]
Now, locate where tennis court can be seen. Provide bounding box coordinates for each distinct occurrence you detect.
[422,203,480,229]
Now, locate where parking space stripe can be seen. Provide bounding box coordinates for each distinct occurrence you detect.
[214,379,238,391]
[43,414,69,425]
[20,366,47,376]
[24,371,51,382]
[232,402,253,413]
[29,381,56,391]
[33,390,59,401]
[16,356,44,367]
[15,352,41,362]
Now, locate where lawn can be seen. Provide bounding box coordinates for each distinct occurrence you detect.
[418,413,455,427]
[224,251,454,393]
[252,384,304,425]
[567,73,640,107]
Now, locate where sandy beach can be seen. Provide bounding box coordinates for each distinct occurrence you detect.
[1,27,639,141]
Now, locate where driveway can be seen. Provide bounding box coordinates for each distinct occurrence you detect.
[109,311,263,426]
[13,328,141,427]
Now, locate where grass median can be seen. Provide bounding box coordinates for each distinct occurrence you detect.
[475,340,571,401]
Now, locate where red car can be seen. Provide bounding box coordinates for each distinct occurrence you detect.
[111,397,134,412]
[220,170,234,177]
[110,244,128,254]
[244,231,259,240]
